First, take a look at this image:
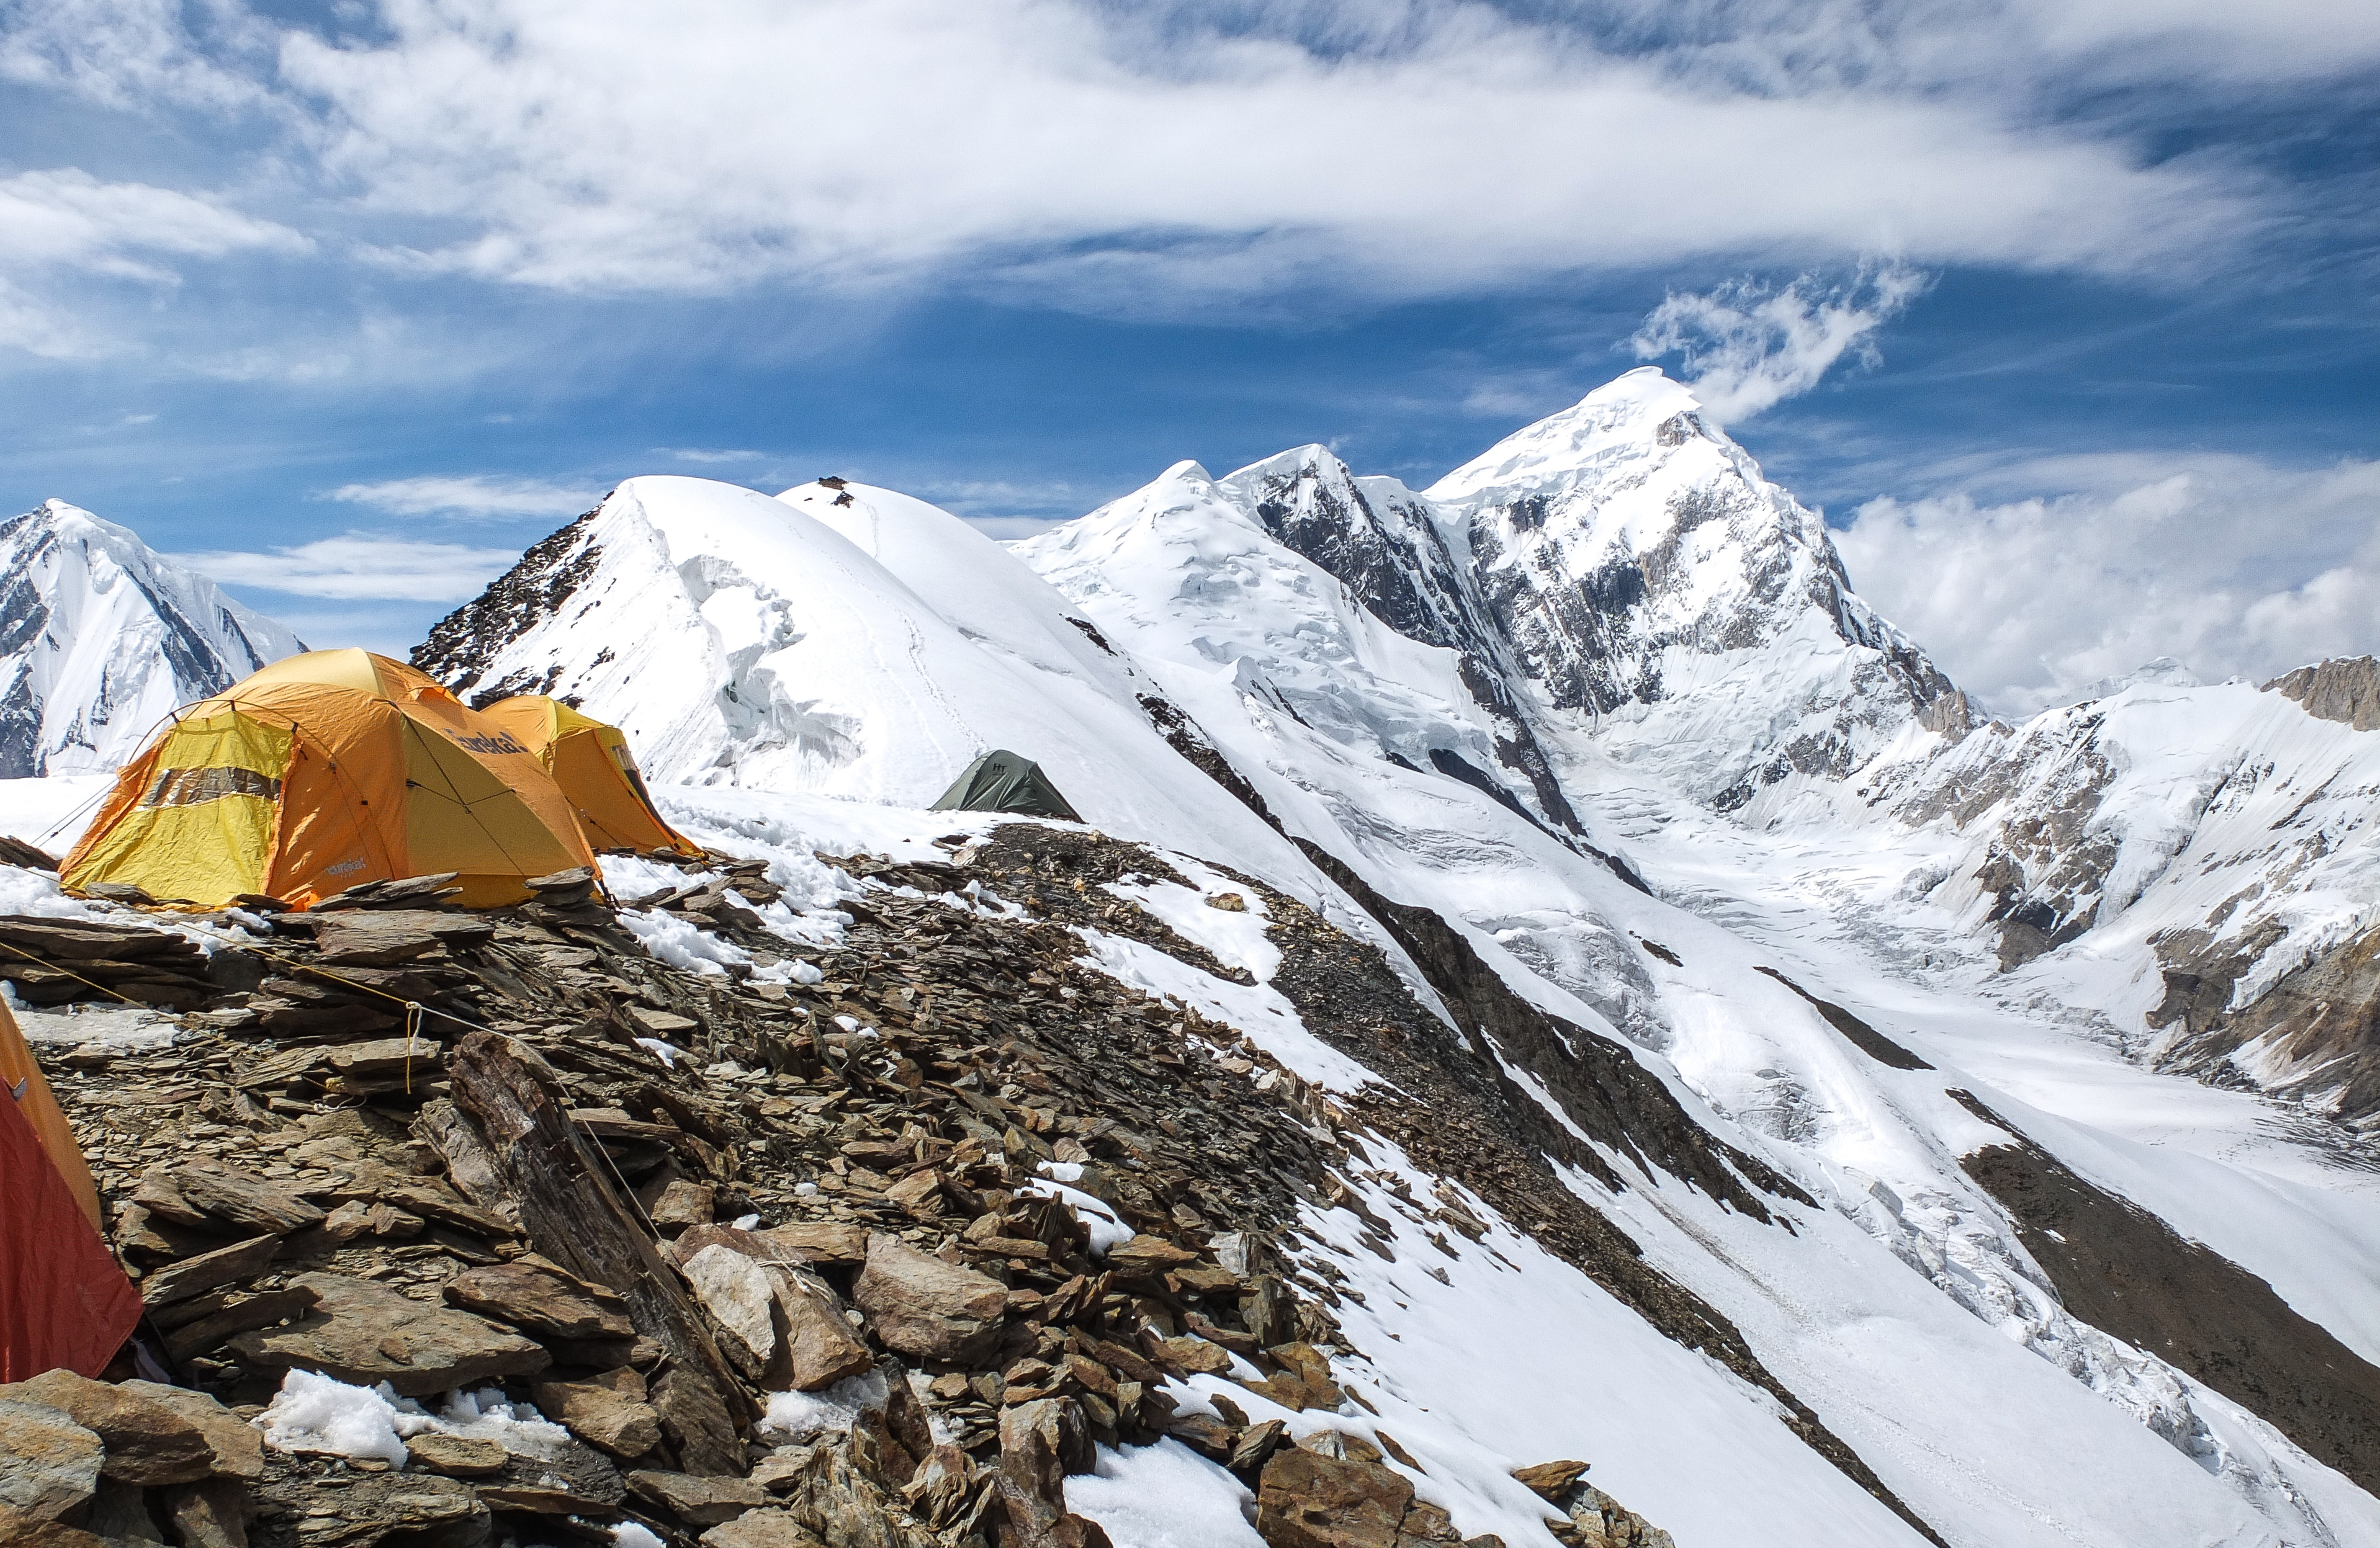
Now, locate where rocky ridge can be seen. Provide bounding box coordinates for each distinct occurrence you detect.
[1,820,1771,1548]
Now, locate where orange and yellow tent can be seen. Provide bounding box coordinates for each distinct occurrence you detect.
[61,650,597,910]
[480,696,699,857]
[1,1001,140,1380]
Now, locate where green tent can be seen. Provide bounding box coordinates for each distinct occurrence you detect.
[930,748,1083,821]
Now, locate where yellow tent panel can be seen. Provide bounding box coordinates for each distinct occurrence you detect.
[61,651,599,910]
[480,696,699,857]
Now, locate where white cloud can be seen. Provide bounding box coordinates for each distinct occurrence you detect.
[0,168,306,358]
[323,475,601,519]
[660,447,762,463]
[1628,264,1926,424]
[170,534,523,601]
[1835,453,2380,717]
[264,0,2265,304]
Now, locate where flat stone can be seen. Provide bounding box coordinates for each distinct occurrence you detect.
[852,1232,1007,1365]
[1152,1336,1234,1376]
[138,1233,281,1309]
[0,1371,213,1486]
[753,1222,868,1267]
[700,1510,828,1548]
[115,1382,264,1481]
[478,1482,611,1514]
[1255,1447,1414,1548]
[0,1398,102,1523]
[1103,1234,1199,1276]
[323,1039,446,1081]
[230,1271,550,1397]
[442,1259,634,1341]
[405,1432,510,1477]
[311,910,493,967]
[627,1469,770,1526]
[159,1161,326,1236]
[531,1378,663,1461]
[626,1006,701,1037]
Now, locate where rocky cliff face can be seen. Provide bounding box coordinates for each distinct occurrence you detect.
[0,501,304,778]
[1425,369,1957,807]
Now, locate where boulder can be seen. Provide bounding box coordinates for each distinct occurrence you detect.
[115,1382,264,1480]
[0,1371,213,1486]
[230,1271,550,1397]
[852,1233,1007,1364]
[682,1244,780,1380]
[532,1375,663,1461]
[0,1398,102,1523]
[627,1469,770,1526]
[1255,1446,1413,1548]
[1000,1399,1093,1508]
[441,1260,635,1341]
[773,1271,874,1394]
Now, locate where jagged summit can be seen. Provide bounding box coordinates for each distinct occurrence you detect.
[1420,369,1962,806]
[0,498,305,778]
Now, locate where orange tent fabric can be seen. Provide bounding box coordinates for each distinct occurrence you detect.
[61,650,598,910]
[0,1002,140,1380]
[480,697,699,857]
[0,1001,102,1232]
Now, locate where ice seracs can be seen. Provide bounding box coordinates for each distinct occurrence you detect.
[0,499,305,778]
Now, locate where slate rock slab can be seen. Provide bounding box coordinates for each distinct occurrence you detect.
[441,1259,634,1341]
[231,1271,550,1397]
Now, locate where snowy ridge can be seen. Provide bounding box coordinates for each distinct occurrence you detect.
[408,474,1339,913]
[0,499,305,777]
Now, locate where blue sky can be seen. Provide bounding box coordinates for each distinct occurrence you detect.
[2,0,2374,714]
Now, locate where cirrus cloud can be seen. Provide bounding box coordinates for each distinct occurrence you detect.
[323,474,603,519]
[170,534,523,601]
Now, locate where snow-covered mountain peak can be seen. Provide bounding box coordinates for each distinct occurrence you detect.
[0,498,305,778]
[1424,365,1709,509]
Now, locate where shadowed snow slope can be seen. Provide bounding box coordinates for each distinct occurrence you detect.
[0,499,305,777]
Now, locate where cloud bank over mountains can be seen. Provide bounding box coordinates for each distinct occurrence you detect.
[1839,452,2380,716]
